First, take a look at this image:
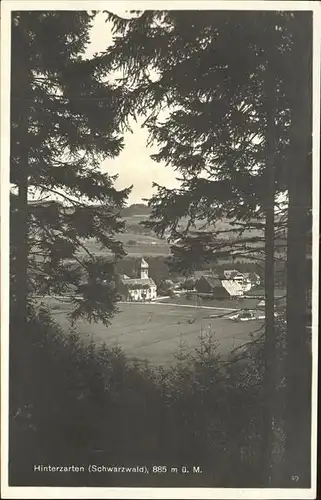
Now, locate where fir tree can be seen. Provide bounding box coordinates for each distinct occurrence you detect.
[11,11,131,327]
[106,9,312,485]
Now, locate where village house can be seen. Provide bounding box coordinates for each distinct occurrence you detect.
[193,270,215,280]
[223,269,245,283]
[243,272,261,287]
[117,258,157,302]
[193,269,261,296]
[224,269,261,291]
[195,274,244,298]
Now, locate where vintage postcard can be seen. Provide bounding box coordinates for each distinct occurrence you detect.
[1,1,319,498]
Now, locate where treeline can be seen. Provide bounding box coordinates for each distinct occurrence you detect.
[10,308,305,488]
[121,204,151,217]
[124,222,155,235]
[9,11,312,490]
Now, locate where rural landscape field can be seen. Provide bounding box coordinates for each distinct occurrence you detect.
[9,9,313,491]
[76,204,271,259]
[39,204,285,366]
[43,296,267,366]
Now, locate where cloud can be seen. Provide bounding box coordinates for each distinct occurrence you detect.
[87,12,181,205]
[101,124,181,204]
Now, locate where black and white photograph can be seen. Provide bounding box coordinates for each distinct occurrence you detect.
[1,1,319,498]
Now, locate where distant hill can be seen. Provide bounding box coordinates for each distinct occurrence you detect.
[28,201,152,217]
[121,204,151,217]
[121,204,268,240]
[28,201,270,242]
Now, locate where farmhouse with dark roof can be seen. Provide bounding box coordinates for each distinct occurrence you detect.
[195,274,244,298]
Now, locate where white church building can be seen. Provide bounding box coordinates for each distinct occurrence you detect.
[117,258,157,302]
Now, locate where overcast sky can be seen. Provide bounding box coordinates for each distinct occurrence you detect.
[87,12,181,205]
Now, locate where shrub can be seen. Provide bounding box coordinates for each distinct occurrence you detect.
[9,310,293,487]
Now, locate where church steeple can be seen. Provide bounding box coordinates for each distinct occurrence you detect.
[140,258,149,279]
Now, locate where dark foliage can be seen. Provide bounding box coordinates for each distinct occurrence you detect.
[105,10,300,250]
[9,309,310,488]
[11,11,131,325]
[105,10,312,484]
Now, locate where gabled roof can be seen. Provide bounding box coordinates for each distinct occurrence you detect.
[194,270,214,279]
[224,269,244,279]
[141,258,149,268]
[197,275,222,288]
[221,279,244,296]
[120,277,156,288]
[197,274,244,296]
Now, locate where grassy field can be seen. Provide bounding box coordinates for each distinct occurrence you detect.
[44,299,264,367]
[76,211,170,257]
[78,233,170,258]
[159,294,262,310]
[163,289,286,308]
[76,212,266,259]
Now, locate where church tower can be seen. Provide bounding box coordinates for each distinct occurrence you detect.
[140,258,149,279]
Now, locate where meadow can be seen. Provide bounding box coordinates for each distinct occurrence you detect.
[76,209,266,259]
[78,233,170,258]
[32,205,282,366]
[44,298,264,366]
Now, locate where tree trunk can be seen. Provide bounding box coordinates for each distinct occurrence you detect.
[261,56,277,486]
[15,161,29,327]
[10,18,30,416]
[262,188,276,485]
[285,168,311,487]
[284,14,312,487]
[12,21,30,329]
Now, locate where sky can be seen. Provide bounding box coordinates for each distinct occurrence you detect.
[87,12,181,205]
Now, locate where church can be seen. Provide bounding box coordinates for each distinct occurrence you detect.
[117,258,157,302]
